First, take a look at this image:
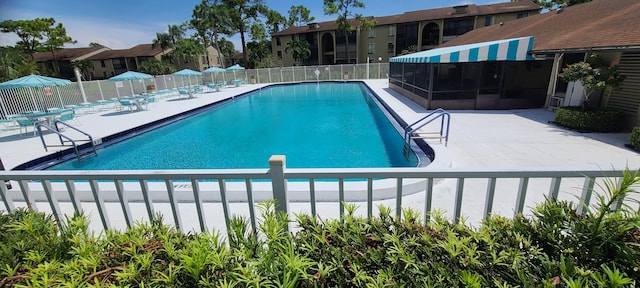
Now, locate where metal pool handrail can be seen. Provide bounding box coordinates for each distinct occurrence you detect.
[403,109,451,155]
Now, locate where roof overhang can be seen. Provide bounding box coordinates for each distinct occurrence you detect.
[390,36,535,63]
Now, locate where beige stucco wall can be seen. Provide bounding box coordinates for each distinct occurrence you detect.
[273,9,541,66]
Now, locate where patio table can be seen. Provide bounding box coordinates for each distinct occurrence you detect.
[22,110,63,126]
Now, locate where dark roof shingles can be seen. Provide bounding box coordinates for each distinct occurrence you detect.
[32,46,104,62]
[441,0,640,52]
[87,44,164,60]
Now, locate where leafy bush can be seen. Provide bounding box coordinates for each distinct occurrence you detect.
[555,106,626,132]
[1,171,639,287]
[630,127,640,150]
[558,54,625,111]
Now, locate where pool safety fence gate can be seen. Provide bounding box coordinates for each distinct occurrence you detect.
[0,63,390,119]
[0,156,635,235]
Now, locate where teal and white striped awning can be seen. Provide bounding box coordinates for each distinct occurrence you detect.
[390,36,535,63]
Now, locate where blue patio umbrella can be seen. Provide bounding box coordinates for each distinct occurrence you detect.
[109,71,153,96]
[172,69,203,86]
[0,74,72,112]
[225,64,245,81]
[203,67,226,83]
[0,74,72,89]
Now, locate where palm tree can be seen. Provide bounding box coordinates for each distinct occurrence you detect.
[71,59,94,80]
[284,39,311,66]
[152,32,173,56]
[167,24,185,47]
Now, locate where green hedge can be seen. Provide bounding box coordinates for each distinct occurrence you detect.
[630,127,640,150]
[1,171,639,287]
[554,106,625,132]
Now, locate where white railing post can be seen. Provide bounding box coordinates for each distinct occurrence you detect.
[269,155,289,216]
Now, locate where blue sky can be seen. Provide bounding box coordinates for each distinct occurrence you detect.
[0,0,502,50]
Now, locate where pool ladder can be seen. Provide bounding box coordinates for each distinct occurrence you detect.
[36,121,98,161]
[403,108,451,157]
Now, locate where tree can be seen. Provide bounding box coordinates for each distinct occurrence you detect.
[256,55,283,68]
[559,54,625,111]
[190,1,213,68]
[71,59,94,80]
[167,24,185,47]
[246,21,271,68]
[89,42,103,47]
[152,32,173,56]
[0,46,38,82]
[535,0,592,10]
[190,1,234,68]
[42,21,76,77]
[324,0,375,64]
[0,18,56,59]
[221,0,267,67]
[287,5,315,28]
[217,37,236,67]
[172,38,205,70]
[265,9,286,34]
[138,58,175,75]
[206,1,235,68]
[285,39,311,65]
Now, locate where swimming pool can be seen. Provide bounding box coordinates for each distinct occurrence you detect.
[47,82,422,170]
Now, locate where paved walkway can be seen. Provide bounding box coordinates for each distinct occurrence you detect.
[1,79,639,231]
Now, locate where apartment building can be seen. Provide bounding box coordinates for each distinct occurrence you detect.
[271,0,540,66]
[33,44,221,80]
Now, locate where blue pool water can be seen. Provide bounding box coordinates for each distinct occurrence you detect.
[49,82,418,170]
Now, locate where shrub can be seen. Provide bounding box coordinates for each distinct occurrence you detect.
[555,106,625,132]
[0,172,639,287]
[630,127,640,149]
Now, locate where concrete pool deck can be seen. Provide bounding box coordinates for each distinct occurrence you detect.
[1,79,639,231]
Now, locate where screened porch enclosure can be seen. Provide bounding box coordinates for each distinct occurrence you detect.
[389,36,553,110]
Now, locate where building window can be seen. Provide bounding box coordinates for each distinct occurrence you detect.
[443,17,474,36]
[202,56,206,63]
[103,71,107,78]
[387,43,394,53]
[484,16,494,26]
[368,43,375,54]
[517,12,529,19]
[368,29,375,38]
[388,25,394,36]
[277,51,282,59]
[100,60,105,67]
[276,36,281,46]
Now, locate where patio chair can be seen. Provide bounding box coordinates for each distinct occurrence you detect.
[57,109,78,125]
[118,99,136,111]
[207,83,220,92]
[14,116,37,136]
[144,97,156,108]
